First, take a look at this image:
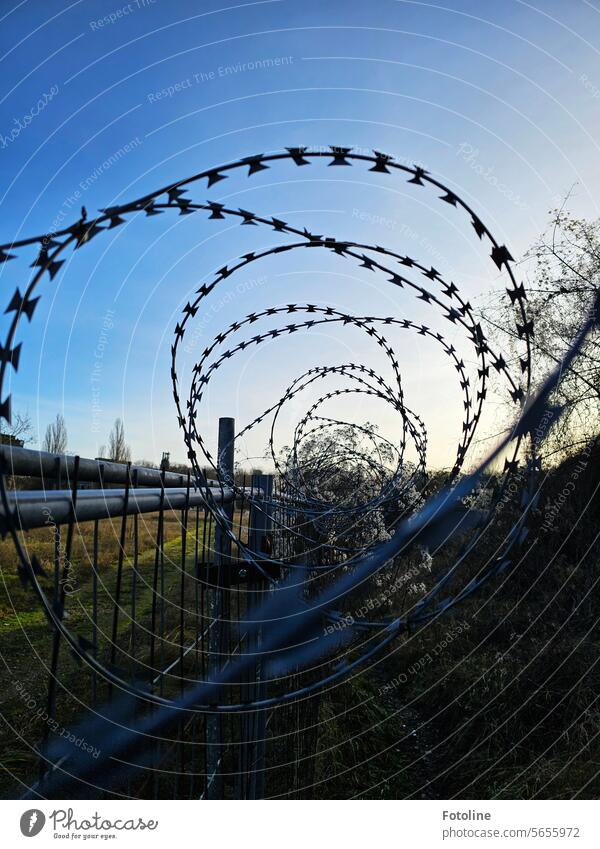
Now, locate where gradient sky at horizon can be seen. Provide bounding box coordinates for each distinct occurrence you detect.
[1,0,599,471]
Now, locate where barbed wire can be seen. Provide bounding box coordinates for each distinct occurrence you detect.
[1,145,596,795]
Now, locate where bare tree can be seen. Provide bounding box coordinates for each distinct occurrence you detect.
[0,410,34,446]
[42,413,68,454]
[483,204,600,461]
[101,417,131,463]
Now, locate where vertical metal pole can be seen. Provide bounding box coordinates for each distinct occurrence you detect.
[247,472,273,800]
[150,469,166,800]
[130,468,139,665]
[205,417,235,799]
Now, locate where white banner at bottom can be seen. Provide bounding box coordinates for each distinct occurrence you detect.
[1,799,598,848]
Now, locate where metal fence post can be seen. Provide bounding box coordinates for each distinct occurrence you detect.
[246,472,273,799]
[205,417,235,799]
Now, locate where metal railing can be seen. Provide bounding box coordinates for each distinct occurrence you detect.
[2,419,281,800]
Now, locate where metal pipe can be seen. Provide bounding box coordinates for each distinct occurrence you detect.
[0,444,218,489]
[2,486,235,531]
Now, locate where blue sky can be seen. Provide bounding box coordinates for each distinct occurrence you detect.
[1,0,599,469]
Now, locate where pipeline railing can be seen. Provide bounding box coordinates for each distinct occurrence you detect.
[2,486,233,531]
[0,443,220,490]
[1,421,282,800]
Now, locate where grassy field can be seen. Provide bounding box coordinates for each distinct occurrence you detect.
[0,508,221,795]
